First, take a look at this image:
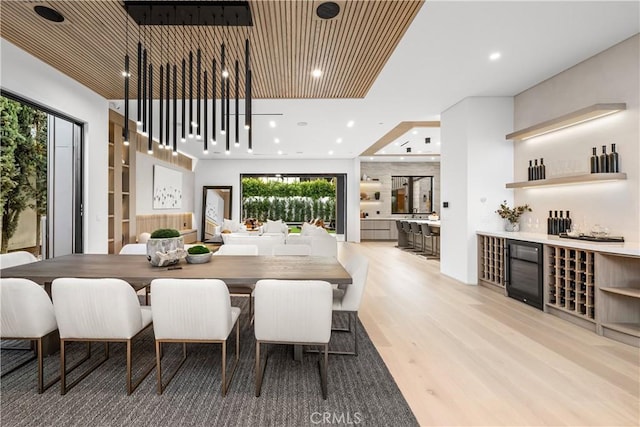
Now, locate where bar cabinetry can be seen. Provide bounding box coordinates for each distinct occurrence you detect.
[477,235,505,291]
[596,253,640,347]
[360,219,397,241]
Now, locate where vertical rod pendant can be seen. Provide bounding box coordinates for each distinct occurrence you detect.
[204,69,208,153]
[234,60,239,147]
[181,58,186,141]
[212,59,216,144]
[165,62,170,149]
[124,54,130,145]
[142,49,148,132]
[226,78,230,152]
[189,50,194,136]
[148,63,153,153]
[197,48,201,136]
[248,69,252,152]
[244,39,250,130]
[159,64,164,147]
[173,64,177,153]
[136,42,142,124]
[221,43,226,135]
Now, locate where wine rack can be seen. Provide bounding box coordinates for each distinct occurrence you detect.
[478,235,505,290]
[547,246,595,321]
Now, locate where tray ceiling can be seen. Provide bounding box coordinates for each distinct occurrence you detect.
[0,0,422,100]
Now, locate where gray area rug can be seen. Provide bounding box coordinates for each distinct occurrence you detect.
[1,299,418,427]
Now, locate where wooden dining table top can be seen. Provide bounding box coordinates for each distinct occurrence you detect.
[0,254,352,288]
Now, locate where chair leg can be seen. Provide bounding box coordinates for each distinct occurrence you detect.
[1,340,37,379]
[318,343,328,400]
[126,327,157,395]
[155,342,187,395]
[220,319,240,396]
[255,341,263,397]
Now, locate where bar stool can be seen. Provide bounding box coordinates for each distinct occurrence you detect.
[400,221,413,249]
[409,222,423,252]
[420,223,438,259]
[395,220,409,248]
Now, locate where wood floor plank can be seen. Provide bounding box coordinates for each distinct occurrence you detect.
[339,241,640,426]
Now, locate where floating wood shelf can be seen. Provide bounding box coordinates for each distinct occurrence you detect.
[506,173,626,188]
[506,103,626,141]
[600,287,640,299]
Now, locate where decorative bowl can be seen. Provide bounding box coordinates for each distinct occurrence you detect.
[186,252,213,264]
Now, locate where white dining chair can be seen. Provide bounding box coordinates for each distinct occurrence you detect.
[119,243,148,255]
[1,278,59,393]
[0,251,38,269]
[330,254,369,356]
[150,278,241,396]
[253,279,333,399]
[214,244,258,320]
[52,278,155,395]
[272,244,311,256]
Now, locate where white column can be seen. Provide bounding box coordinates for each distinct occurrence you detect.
[440,97,514,284]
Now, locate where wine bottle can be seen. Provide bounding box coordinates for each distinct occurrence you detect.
[528,160,533,181]
[533,159,539,180]
[590,147,599,173]
[564,211,572,234]
[558,211,565,234]
[608,143,619,173]
[552,210,559,235]
[540,158,546,179]
[547,210,553,235]
[599,145,609,173]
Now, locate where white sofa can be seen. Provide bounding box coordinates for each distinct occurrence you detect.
[221,233,286,255]
[285,234,337,258]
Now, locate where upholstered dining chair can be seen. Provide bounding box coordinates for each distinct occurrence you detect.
[330,255,369,356]
[51,278,155,395]
[150,279,241,396]
[0,251,38,269]
[1,278,59,393]
[214,244,258,320]
[119,244,148,255]
[253,279,333,399]
[272,244,311,256]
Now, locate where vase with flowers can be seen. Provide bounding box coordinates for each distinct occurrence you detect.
[496,200,531,232]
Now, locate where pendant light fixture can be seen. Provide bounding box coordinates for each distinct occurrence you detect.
[125,1,254,156]
[123,6,130,146]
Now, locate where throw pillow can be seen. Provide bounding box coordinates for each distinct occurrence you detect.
[265,219,284,233]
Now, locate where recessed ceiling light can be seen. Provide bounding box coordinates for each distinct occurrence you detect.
[412,130,418,135]
[277,150,283,155]
[312,69,323,78]
[34,5,65,23]
[489,52,501,61]
[347,120,354,128]
[400,157,405,160]
[328,150,334,155]
[274,138,280,144]
[297,122,308,127]
[269,120,276,128]
[437,141,441,145]
[394,142,400,146]
[336,138,342,144]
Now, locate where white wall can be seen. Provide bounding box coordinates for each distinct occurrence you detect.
[514,35,639,241]
[441,97,514,284]
[1,39,109,253]
[135,152,195,217]
[193,158,361,242]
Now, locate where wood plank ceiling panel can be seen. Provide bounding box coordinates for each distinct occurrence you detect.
[1,0,423,100]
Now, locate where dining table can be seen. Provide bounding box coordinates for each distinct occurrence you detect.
[0,253,352,360]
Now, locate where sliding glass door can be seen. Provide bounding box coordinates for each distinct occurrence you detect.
[1,93,83,258]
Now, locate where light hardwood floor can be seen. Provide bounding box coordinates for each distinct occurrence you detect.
[338,241,639,427]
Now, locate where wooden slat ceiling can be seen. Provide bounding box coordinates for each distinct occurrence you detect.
[1,0,423,100]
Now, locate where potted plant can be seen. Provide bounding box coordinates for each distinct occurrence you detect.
[496,200,532,232]
[147,228,185,266]
[186,245,212,264]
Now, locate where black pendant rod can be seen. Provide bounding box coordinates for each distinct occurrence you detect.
[189,50,194,136]
[136,41,142,124]
[204,69,208,153]
[173,64,177,153]
[148,63,153,153]
[165,61,170,149]
[247,68,252,152]
[225,77,230,153]
[212,58,216,144]
[244,38,250,130]
[124,53,130,145]
[142,48,147,133]
[234,59,239,147]
[221,42,226,135]
[159,64,164,147]
[197,48,201,137]
[181,58,186,141]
